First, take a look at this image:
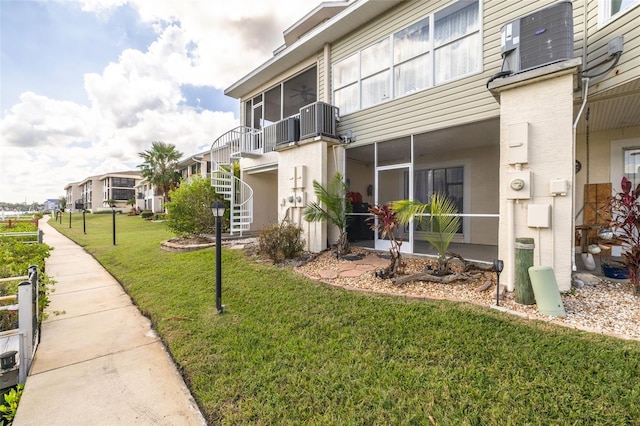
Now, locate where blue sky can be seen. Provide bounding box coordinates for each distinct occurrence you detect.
[0,0,318,204]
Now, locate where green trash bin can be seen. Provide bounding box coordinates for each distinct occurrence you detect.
[527,266,566,317]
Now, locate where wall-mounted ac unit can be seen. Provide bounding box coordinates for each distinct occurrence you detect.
[264,117,300,149]
[501,1,574,74]
[299,102,339,140]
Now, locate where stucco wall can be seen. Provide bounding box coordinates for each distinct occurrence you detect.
[243,171,278,232]
[498,71,576,292]
[277,139,329,253]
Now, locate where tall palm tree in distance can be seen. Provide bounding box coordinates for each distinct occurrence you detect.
[137,141,183,207]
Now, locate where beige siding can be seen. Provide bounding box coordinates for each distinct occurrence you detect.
[585,0,640,95]
[317,51,325,102]
[332,1,549,145]
[327,0,594,146]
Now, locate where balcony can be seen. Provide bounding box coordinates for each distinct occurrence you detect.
[211,102,341,164]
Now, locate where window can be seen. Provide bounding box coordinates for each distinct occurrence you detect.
[332,0,480,115]
[112,188,135,201]
[112,177,135,188]
[434,1,480,84]
[600,0,640,25]
[333,54,359,115]
[394,17,430,97]
[361,38,391,108]
[243,67,317,128]
[623,147,640,187]
[414,166,464,233]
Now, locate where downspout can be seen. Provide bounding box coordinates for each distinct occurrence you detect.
[323,43,331,102]
[571,0,590,271]
[573,78,590,270]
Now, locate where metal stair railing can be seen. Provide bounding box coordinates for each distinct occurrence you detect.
[211,127,255,235]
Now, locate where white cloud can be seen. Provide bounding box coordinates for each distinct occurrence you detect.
[0,0,322,204]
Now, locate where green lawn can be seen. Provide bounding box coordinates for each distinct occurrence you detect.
[49,214,640,424]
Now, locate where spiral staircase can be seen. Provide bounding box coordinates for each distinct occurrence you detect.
[210,127,257,235]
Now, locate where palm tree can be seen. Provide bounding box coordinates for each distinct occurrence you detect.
[392,193,460,275]
[303,172,352,256]
[137,141,183,206]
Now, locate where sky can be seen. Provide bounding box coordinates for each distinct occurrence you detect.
[0,0,320,205]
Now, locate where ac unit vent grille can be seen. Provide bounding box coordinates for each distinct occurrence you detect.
[264,117,300,148]
[501,1,574,74]
[299,102,339,140]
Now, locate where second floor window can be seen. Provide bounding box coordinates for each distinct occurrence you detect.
[112,177,135,188]
[244,67,317,129]
[333,0,480,115]
[599,0,640,25]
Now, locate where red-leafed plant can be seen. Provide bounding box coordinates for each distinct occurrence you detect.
[608,176,640,293]
[367,204,403,278]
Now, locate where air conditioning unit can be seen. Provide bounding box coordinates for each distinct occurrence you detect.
[299,102,339,140]
[264,117,300,148]
[501,1,574,74]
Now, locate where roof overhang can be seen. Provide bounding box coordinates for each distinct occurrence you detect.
[225,0,402,99]
[282,2,349,47]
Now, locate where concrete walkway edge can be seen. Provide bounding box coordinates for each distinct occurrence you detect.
[13,218,207,425]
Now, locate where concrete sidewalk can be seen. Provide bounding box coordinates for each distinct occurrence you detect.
[13,218,206,425]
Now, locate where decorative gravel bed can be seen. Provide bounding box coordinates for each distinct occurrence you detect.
[295,247,640,341]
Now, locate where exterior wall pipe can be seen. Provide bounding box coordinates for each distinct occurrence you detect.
[507,199,515,291]
[572,77,590,271]
[324,43,331,103]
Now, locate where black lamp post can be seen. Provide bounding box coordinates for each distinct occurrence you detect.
[211,200,226,314]
[79,202,86,234]
[111,203,116,246]
[493,259,504,306]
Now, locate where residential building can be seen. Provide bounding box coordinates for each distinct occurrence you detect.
[64,182,82,212]
[43,199,60,212]
[211,0,640,293]
[178,151,211,182]
[66,171,141,213]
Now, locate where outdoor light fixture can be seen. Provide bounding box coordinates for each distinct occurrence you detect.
[493,259,504,306]
[111,203,116,246]
[211,200,226,218]
[81,203,87,234]
[0,351,17,370]
[211,200,226,314]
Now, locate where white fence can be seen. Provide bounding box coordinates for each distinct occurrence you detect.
[0,266,40,388]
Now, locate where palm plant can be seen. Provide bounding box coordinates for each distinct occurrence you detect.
[137,141,183,207]
[393,193,460,275]
[303,172,352,257]
[367,204,403,278]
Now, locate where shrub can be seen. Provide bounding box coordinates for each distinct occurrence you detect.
[608,176,640,292]
[141,211,154,219]
[0,384,23,423]
[153,213,168,221]
[258,221,305,264]
[0,237,51,281]
[165,176,223,236]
